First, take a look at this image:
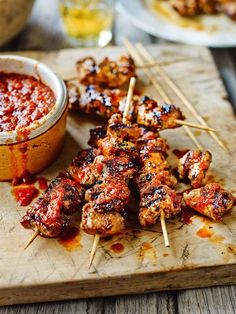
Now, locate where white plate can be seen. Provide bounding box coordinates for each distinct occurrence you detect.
[117,0,236,47]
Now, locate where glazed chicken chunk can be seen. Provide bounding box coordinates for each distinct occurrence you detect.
[81,203,125,237]
[135,97,185,131]
[178,150,212,188]
[21,176,85,238]
[183,183,235,221]
[76,55,136,88]
[85,178,130,212]
[139,185,182,226]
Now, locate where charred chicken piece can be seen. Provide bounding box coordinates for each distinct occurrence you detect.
[85,178,130,212]
[67,148,98,185]
[76,55,136,88]
[183,183,235,221]
[20,176,85,238]
[81,203,125,237]
[88,126,107,148]
[139,185,182,226]
[79,85,126,117]
[135,97,185,131]
[107,113,141,141]
[178,150,212,188]
[98,136,138,159]
[93,155,137,180]
[136,169,177,190]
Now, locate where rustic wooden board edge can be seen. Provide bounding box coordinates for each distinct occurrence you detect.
[1,264,235,306]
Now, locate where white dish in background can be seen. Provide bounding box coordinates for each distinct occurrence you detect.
[117,0,236,47]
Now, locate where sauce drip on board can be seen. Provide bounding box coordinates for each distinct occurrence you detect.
[110,242,124,253]
[58,227,81,251]
[12,186,39,207]
[11,171,48,206]
[196,225,213,238]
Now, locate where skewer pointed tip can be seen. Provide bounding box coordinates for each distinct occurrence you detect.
[88,234,100,268]
[24,229,39,250]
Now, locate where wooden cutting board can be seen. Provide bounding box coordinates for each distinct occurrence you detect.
[0,44,236,306]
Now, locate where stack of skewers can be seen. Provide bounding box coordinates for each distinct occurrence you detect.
[21,45,235,268]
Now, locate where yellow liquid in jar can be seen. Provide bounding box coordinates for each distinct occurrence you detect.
[60,3,113,39]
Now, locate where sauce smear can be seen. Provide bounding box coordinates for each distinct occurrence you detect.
[196,226,213,238]
[59,227,81,251]
[110,243,124,253]
[12,185,39,206]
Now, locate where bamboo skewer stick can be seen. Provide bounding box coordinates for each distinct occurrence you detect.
[123,38,203,150]
[160,210,170,247]
[88,234,100,268]
[89,76,137,269]
[136,42,229,153]
[175,120,216,132]
[24,229,39,250]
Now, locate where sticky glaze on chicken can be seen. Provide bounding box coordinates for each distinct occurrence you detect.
[21,148,99,238]
[81,203,126,236]
[183,183,234,220]
[134,96,184,131]
[80,114,140,237]
[178,150,212,188]
[20,176,85,238]
[76,55,136,88]
[139,185,182,226]
[79,85,127,117]
[85,178,130,212]
[136,130,180,226]
[67,148,98,185]
[67,83,186,132]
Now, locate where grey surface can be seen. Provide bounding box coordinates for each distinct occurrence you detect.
[1,0,236,313]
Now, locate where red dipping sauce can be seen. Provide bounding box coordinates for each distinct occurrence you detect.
[0,72,55,132]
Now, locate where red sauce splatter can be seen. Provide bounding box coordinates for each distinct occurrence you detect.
[11,171,48,206]
[58,227,81,251]
[12,171,48,190]
[12,185,39,206]
[196,226,213,238]
[37,177,48,190]
[173,149,189,159]
[110,243,124,253]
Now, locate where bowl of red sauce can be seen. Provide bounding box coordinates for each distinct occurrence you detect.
[0,55,68,180]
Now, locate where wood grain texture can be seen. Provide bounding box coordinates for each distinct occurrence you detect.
[178,286,236,314]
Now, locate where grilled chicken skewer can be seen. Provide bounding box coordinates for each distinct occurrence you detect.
[76,56,136,88]
[67,83,215,132]
[135,130,181,246]
[21,148,98,245]
[87,77,136,267]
